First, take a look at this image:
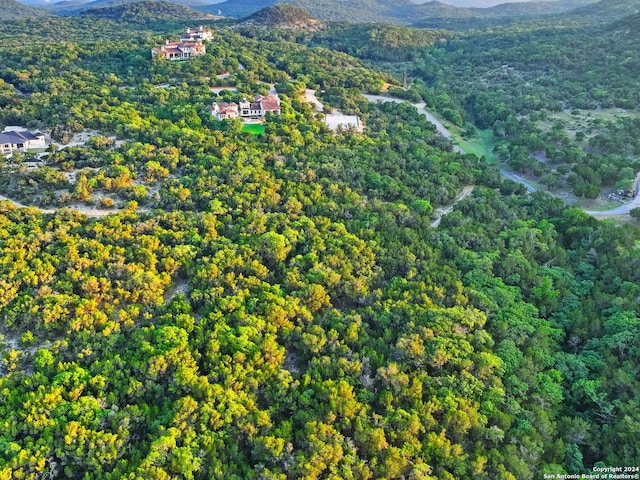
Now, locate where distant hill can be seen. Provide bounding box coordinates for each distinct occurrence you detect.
[0,0,50,18]
[200,0,275,19]
[47,0,209,14]
[612,11,640,34]
[79,0,217,21]
[310,23,453,61]
[400,0,597,28]
[419,0,596,6]
[45,0,90,11]
[570,0,640,21]
[413,1,478,20]
[205,0,417,24]
[241,5,323,29]
[286,0,416,23]
[488,0,597,16]
[412,0,498,5]
[414,0,595,20]
[206,0,600,25]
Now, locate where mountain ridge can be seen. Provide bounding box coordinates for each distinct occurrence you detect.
[203,0,601,25]
[0,0,50,18]
[79,0,217,21]
[569,0,640,20]
[241,4,323,29]
[44,0,209,14]
[419,0,595,6]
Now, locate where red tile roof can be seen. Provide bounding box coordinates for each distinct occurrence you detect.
[259,95,280,111]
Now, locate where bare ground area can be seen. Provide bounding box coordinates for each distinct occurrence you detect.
[164,279,190,303]
[430,186,475,227]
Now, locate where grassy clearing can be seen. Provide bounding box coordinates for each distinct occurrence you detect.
[424,109,498,163]
[242,124,265,135]
[456,128,498,163]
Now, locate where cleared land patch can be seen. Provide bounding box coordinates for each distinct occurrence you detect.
[536,108,640,143]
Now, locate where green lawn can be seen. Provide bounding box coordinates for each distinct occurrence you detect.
[425,110,498,163]
[456,128,497,164]
[242,124,265,135]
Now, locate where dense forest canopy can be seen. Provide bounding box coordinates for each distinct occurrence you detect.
[0,6,638,480]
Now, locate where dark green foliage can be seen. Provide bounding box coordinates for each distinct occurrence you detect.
[200,0,277,19]
[612,11,640,33]
[311,24,452,61]
[337,10,640,195]
[570,0,640,23]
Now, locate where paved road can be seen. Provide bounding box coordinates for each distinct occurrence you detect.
[362,94,463,153]
[586,195,640,216]
[362,94,545,190]
[362,95,450,134]
[586,172,640,216]
[305,90,363,132]
[499,170,537,193]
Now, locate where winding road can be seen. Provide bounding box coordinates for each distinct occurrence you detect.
[362,94,464,154]
[499,170,537,193]
[362,93,640,217]
[586,194,640,216]
[304,89,324,112]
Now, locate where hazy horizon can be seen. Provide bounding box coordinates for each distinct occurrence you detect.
[17,0,587,6]
[413,0,576,6]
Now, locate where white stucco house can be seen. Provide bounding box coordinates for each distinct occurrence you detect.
[0,127,47,156]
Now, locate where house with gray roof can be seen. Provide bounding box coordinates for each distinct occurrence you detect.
[0,127,47,156]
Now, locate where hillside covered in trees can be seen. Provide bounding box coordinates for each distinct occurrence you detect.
[0,8,638,480]
[80,0,216,22]
[207,0,602,27]
[0,0,49,19]
[241,4,323,30]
